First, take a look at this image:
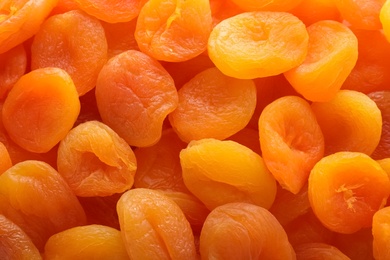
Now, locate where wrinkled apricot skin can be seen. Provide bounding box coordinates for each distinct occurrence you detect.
[2,67,80,153]
[117,188,197,260]
[0,0,58,54]
[180,139,277,210]
[0,214,41,260]
[200,203,296,260]
[208,11,309,79]
[284,20,358,102]
[259,96,324,194]
[95,50,178,147]
[57,121,137,197]
[373,206,390,260]
[43,225,129,259]
[309,152,390,234]
[0,160,86,251]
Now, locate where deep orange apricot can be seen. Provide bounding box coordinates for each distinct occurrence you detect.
[290,0,341,26]
[135,0,212,62]
[259,96,324,194]
[294,243,351,260]
[117,188,197,259]
[44,225,129,259]
[308,152,390,234]
[284,20,358,102]
[180,139,277,210]
[169,67,257,142]
[74,0,147,23]
[2,67,80,153]
[373,206,390,260]
[0,0,58,54]
[50,0,78,15]
[311,90,382,155]
[0,160,86,251]
[57,121,137,197]
[133,128,189,193]
[199,202,296,259]
[208,11,309,79]
[31,10,108,96]
[0,44,26,99]
[95,50,178,147]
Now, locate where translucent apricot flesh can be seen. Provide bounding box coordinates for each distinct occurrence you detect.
[208,11,309,79]
[309,152,390,234]
[259,96,324,194]
[180,139,277,210]
[57,121,137,197]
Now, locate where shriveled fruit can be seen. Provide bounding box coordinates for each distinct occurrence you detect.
[284,20,358,102]
[95,50,178,147]
[180,138,277,210]
[372,206,390,260]
[2,67,80,153]
[259,96,324,194]
[0,160,86,250]
[311,90,382,155]
[308,152,390,234]
[199,202,295,260]
[135,0,212,62]
[0,0,57,54]
[169,67,257,142]
[31,10,108,96]
[57,121,137,197]
[117,188,197,260]
[44,225,129,260]
[208,11,309,79]
[0,214,41,260]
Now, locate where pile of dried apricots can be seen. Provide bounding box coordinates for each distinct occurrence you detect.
[2,0,390,259]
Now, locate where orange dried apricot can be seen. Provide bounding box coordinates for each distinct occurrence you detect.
[57,121,137,197]
[311,90,382,155]
[135,0,212,62]
[0,214,41,260]
[31,10,108,96]
[74,0,147,23]
[294,243,350,260]
[308,152,390,234]
[2,67,80,153]
[199,202,295,259]
[208,11,308,79]
[180,138,277,210]
[95,50,178,147]
[0,160,86,250]
[50,0,78,15]
[117,188,197,260]
[169,67,256,142]
[284,20,358,102]
[368,91,390,159]
[372,206,390,260]
[44,225,129,259]
[133,128,189,193]
[0,0,57,54]
[335,0,385,30]
[258,96,324,194]
[0,44,26,99]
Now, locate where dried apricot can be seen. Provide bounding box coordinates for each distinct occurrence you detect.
[180,138,277,210]
[95,50,178,147]
[0,160,86,250]
[284,20,358,102]
[2,67,80,153]
[117,188,197,259]
[372,206,390,260]
[31,10,108,96]
[308,152,390,234]
[199,202,295,259]
[57,121,137,197]
[259,96,324,194]
[208,11,308,79]
[169,67,256,142]
[135,0,212,62]
[311,90,382,155]
[44,225,129,259]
